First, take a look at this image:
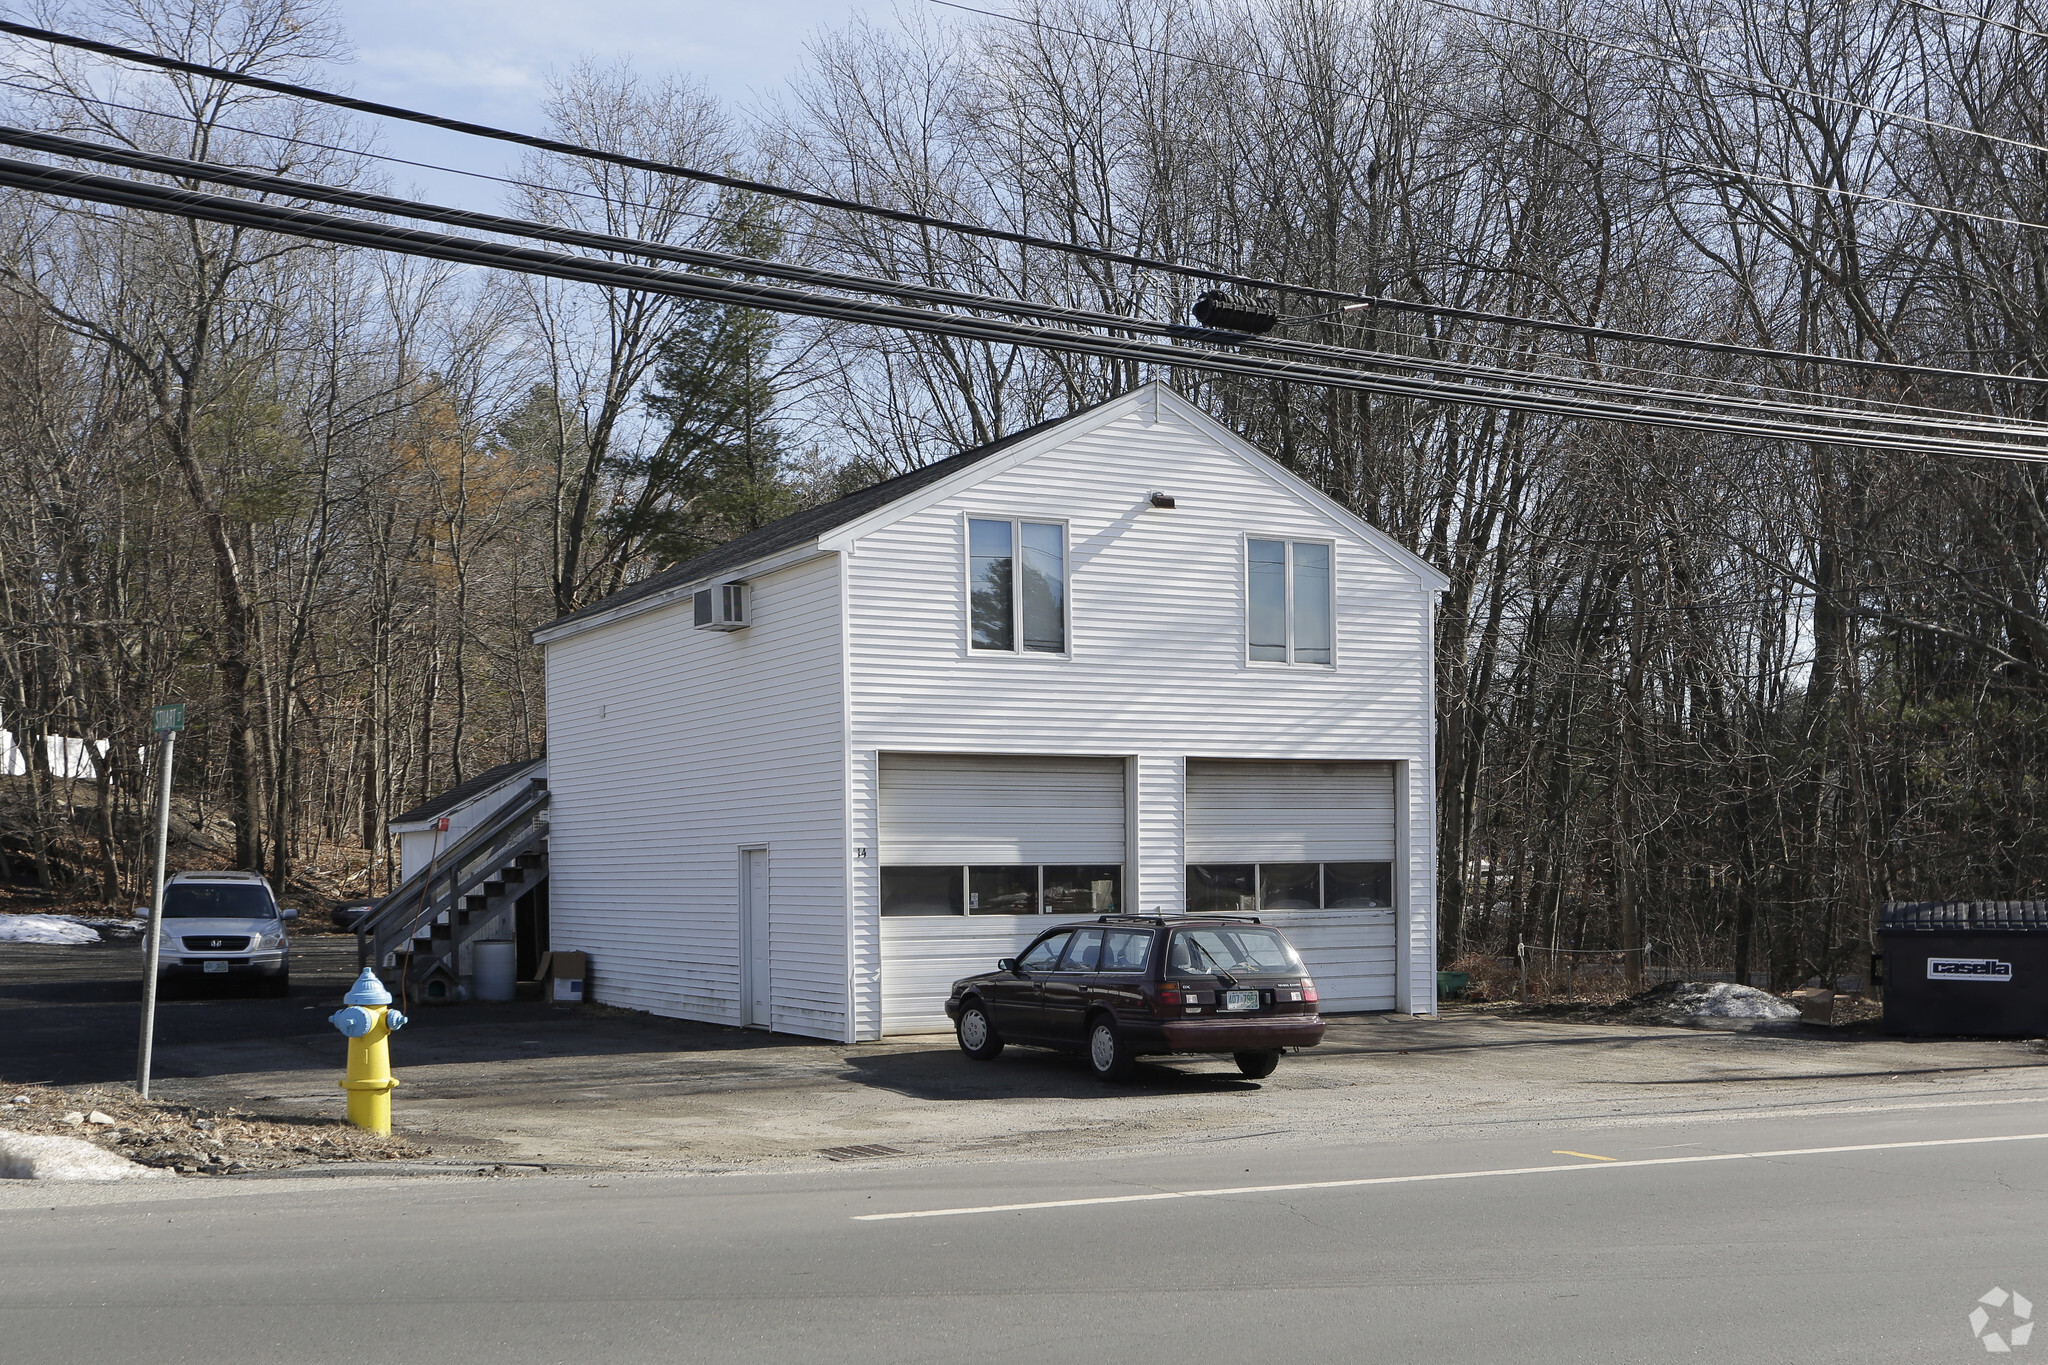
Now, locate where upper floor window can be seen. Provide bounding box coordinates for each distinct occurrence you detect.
[1247,538,1332,665]
[969,518,1066,654]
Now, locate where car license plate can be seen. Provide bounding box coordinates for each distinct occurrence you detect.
[1224,989,1259,1011]
[203,961,229,974]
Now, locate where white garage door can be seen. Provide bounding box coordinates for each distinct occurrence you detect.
[1186,760,1396,862]
[1186,760,1399,1012]
[880,754,1124,863]
[880,754,1125,1033]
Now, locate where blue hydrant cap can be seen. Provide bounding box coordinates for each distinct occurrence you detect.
[385,1009,408,1033]
[330,1005,375,1038]
[343,968,393,1007]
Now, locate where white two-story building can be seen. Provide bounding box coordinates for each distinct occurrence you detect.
[533,384,1447,1041]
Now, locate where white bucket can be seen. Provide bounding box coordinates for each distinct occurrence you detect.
[473,941,516,1002]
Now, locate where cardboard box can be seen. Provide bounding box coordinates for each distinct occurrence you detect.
[536,950,588,1004]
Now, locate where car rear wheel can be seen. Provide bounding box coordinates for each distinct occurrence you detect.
[955,1000,1004,1060]
[1086,1016,1133,1082]
[1234,1049,1281,1079]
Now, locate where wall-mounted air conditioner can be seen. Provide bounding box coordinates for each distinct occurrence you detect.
[693,582,748,631]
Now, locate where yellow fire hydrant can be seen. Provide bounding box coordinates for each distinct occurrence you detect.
[329,967,408,1134]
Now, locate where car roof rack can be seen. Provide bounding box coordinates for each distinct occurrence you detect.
[1092,913,1266,926]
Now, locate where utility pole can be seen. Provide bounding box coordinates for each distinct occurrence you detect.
[135,701,184,1097]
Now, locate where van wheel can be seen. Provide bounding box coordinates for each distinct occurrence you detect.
[1234,1049,1281,1079]
[1086,1017,1133,1081]
[955,1000,1003,1060]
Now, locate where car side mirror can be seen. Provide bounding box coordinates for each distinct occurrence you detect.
[132,906,150,919]
[279,907,299,921]
[998,958,1020,975]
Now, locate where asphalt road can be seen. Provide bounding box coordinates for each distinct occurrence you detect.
[3,1097,2043,1363]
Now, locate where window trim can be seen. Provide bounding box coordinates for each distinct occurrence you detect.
[1242,533,1337,668]
[963,514,1071,659]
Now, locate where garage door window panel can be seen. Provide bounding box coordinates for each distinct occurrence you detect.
[1043,865,1121,914]
[969,865,1039,914]
[880,866,963,916]
[1189,864,1257,913]
[1325,862,1393,908]
[1260,863,1321,910]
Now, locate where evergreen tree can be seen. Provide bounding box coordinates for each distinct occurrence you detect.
[621,200,798,570]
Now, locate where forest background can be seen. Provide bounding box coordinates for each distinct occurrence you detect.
[5,0,2047,990]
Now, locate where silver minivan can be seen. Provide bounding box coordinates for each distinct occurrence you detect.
[143,871,296,995]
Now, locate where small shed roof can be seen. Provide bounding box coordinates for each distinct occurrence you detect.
[390,755,544,829]
[1878,901,2048,933]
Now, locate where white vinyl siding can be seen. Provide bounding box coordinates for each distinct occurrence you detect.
[542,553,848,1040]
[878,753,1124,864]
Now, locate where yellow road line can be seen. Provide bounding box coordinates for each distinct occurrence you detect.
[1552,1150,1617,1161]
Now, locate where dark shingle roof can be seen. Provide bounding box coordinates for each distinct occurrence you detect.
[390,755,545,828]
[1879,901,2048,933]
[541,400,1118,635]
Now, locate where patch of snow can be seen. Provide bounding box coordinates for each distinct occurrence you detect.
[47,915,143,937]
[0,915,100,945]
[1640,981,1800,1023]
[0,1130,168,1181]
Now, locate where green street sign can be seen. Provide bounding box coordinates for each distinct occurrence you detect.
[152,703,186,735]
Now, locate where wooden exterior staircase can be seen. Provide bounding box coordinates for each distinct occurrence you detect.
[357,779,549,992]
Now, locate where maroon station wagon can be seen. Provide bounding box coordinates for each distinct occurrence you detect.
[944,914,1326,1081]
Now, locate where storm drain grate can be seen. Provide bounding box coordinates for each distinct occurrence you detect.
[818,1144,906,1161]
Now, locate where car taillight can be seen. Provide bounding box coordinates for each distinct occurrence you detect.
[1153,981,1183,1014]
[1302,979,1318,1004]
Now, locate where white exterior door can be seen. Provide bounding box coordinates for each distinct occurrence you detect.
[878,754,1125,1033]
[741,848,770,1028]
[1185,760,1399,1011]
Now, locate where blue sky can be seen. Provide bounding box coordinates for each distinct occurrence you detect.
[325,0,899,205]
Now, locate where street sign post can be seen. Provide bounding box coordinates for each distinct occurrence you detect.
[136,702,185,1098]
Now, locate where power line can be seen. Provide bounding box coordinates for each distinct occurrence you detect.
[13,123,2041,447]
[6,17,2046,395]
[5,153,2043,462]
[1,61,2008,427]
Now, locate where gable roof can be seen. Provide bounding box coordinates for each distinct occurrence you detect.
[811,385,1452,593]
[389,755,544,829]
[535,384,1448,645]
[538,399,1116,640]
